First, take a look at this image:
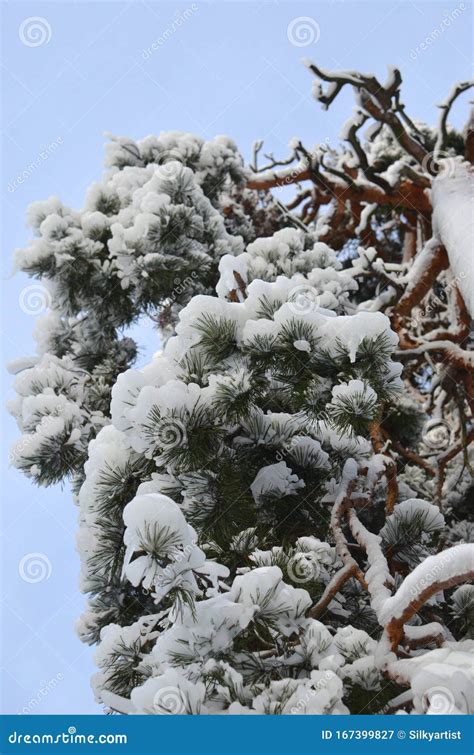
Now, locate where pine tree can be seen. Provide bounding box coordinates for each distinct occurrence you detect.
[11,64,474,716]
[10,134,253,486]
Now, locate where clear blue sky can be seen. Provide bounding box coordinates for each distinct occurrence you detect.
[1,0,472,714]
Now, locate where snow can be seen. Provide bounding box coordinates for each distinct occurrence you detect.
[347,509,393,618]
[403,622,446,641]
[382,499,445,536]
[216,229,356,313]
[132,669,208,715]
[343,655,382,691]
[334,626,377,659]
[100,690,137,715]
[216,253,248,301]
[387,641,474,714]
[250,461,305,503]
[355,203,376,234]
[251,671,348,715]
[451,584,474,612]
[294,339,311,352]
[319,311,399,364]
[122,493,228,601]
[81,210,110,236]
[432,159,474,316]
[331,379,377,404]
[123,492,195,548]
[7,356,39,375]
[149,594,256,666]
[229,566,312,636]
[379,544,474,625]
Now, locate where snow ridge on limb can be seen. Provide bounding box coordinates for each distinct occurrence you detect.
[432,159,474,317]
[382,544,474,650]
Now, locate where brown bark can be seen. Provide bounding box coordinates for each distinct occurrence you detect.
[465,107,474,165]
[386,568,474,651]
[309,563,357,619]
[380,430,436,477]
[247,171,432,218]
[391,241,449,323]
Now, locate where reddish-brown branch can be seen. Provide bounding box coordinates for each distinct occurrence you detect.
[247,170,432,218]
[398,341,474,370]
[309,563,357,619]
[228,270,248,303]
[391,240,449,324]
[309,472,369,620]
[436,427,474,502]
[330,479,368,588]
[405,627,445,650]
[386,568,474,651]
[369,421,398,514]
[347,508,393,613]
[380,429,436,477]
[305,62,429,166]
[465,107,474,165]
